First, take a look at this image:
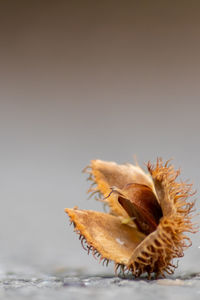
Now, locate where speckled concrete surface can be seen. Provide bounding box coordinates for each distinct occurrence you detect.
[0,268,200,300]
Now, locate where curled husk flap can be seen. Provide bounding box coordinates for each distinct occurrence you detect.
[65,158,196,278]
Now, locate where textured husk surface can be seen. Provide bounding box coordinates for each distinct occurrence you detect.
[65,158,196,278]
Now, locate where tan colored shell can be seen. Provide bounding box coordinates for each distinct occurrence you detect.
[65,158,196,278]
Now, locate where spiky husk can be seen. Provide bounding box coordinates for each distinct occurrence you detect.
[66,158,196,278]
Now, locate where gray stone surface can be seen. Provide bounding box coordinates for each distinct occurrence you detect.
[0,268,200,300]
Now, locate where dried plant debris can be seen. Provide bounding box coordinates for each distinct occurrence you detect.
[65,158,197,279]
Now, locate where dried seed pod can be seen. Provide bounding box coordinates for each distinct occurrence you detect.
[65,158,196,278]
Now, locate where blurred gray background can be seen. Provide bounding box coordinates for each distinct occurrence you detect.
[0,0,199,275]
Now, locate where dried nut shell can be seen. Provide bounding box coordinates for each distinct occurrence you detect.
[65,158,196,278]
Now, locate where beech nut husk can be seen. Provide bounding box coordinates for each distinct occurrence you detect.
[65,158,197,279]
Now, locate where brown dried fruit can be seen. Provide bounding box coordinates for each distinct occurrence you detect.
[65,158,196,278]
